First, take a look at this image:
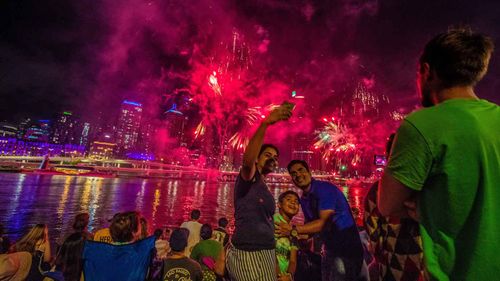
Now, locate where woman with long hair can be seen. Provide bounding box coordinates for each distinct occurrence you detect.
[54,232,85,281]
[14,224,52,281]
[15,224,51,263]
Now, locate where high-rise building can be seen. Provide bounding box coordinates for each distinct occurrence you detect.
[24,126,44,141]
[164,103,187,147]
[0,122,18,138]
[51,111,79,144]
[89,141,116,160]
[17,118,32,139]
[0,137,85,157]
[38,120,51,140]
[138,122,155,154]
[80,122,91,147]
[116,100,143,153]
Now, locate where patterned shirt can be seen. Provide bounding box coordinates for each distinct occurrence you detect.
[364,182,424,281]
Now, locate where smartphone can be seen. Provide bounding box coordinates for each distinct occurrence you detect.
[281,101,296,111]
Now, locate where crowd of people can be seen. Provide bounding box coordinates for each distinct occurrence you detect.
[1,28,499,281]
[0,209,232,281]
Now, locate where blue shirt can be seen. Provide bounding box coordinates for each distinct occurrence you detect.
[300,178,363,259]
[232,170,276,251]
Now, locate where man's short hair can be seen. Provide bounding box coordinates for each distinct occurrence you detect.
[287,159,310,173]
[278,190,300,203]
[259,144,279,158]
[420,28,494,88]
[218,217,228,228]
[200,224,213,240]
[190,209,201,220]
[169,228,189,252]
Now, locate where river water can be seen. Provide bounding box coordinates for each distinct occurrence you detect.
[0,173,369,241]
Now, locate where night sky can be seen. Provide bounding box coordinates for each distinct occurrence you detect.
[1,0,499,122]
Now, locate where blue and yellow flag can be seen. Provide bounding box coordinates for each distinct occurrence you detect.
[83,236,155,281]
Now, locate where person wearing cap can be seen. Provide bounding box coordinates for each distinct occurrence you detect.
[163,228,203,281]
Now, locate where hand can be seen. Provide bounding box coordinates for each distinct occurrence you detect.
[278,273,293,281]
[404,199,419,222]
[298,234,308,240]
[264,106,292,125]
[275,221,292,237]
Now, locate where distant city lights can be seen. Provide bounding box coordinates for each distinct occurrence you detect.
[123,100,142,107]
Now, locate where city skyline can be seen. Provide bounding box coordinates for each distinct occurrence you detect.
[2,0,500,176]
[0,95,392,177]
[1,0,500,121]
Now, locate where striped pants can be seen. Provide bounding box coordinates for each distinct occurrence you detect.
[226,246,278,281]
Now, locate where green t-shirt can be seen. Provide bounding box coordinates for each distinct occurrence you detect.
[190,239,222,267]
[387,99,500,281]
[273,213,298,274]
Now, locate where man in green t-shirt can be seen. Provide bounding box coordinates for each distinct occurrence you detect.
[274,190,300,281]
[378,28,499,280]
[190,224,225,281]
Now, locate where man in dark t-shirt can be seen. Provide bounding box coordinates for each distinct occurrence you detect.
[163,228,202,281]
[226,104,293,281]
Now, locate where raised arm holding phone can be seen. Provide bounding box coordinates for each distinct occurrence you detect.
[226,103,293,281]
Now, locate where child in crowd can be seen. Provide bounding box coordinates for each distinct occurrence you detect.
[274,191,300,281]
[212,218,230,247]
